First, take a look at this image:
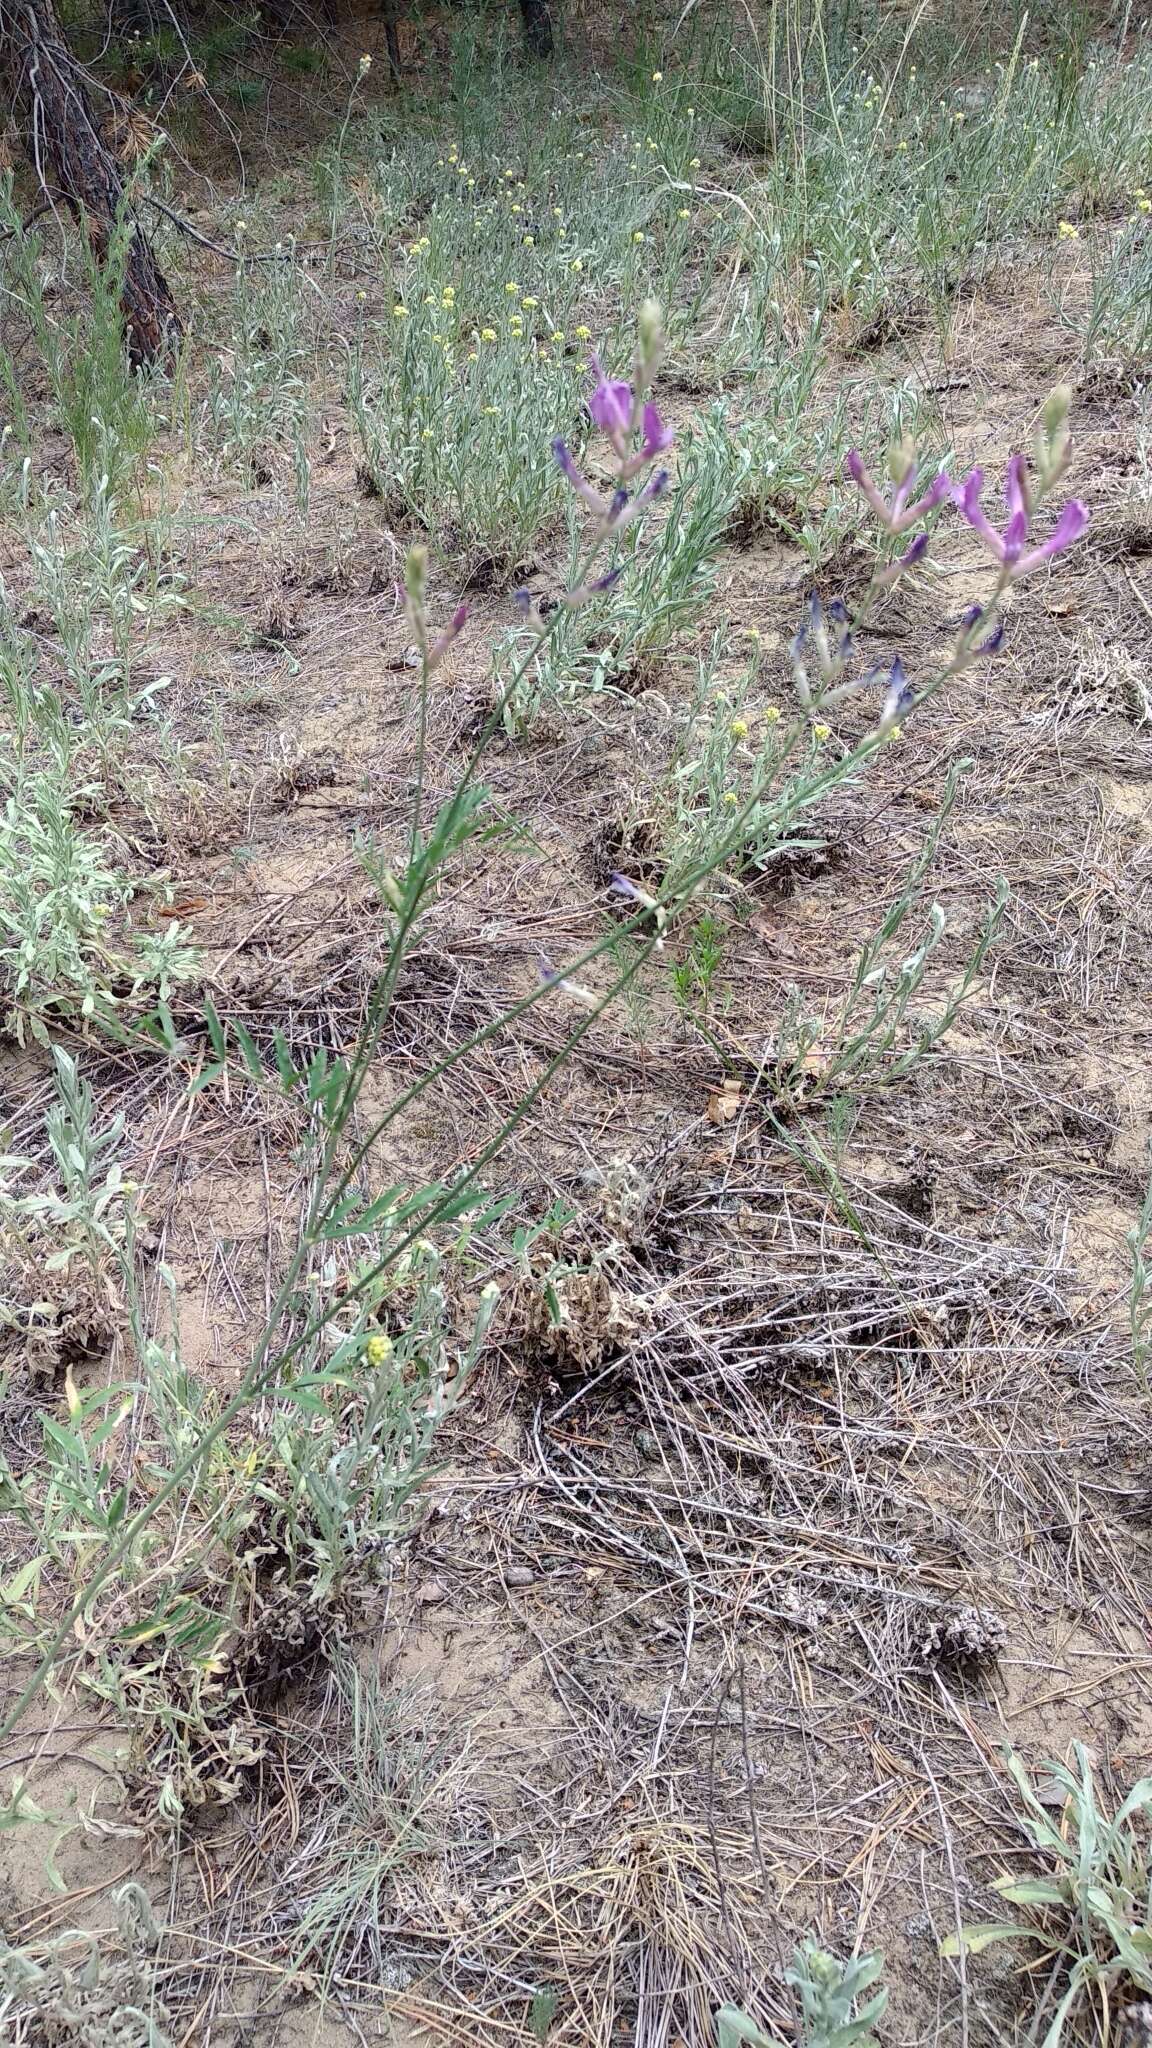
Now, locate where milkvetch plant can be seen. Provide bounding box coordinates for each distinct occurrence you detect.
[0,306,1093,1854]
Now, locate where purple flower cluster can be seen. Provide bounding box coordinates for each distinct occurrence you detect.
[954,457,1089,576]
[830,423,1091,737]
[553,352,674,539]
[846,448,950,534]
[845,443,1089,583]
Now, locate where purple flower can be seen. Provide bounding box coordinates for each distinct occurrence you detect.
[538,955,598,1008]
[641,401,674,459]
[878,656,915,732]
[791,592,852,688]
[954,461,1089,576]
[958,605,1006,657]
[427,601,469,670]
[846,449,951,535]
[605,468,669,532]
[588,355,635,446]
[877,529,931,590]
[563,566,625,608]
[553,437,608,517]
[609,872,658,910]
[616,400,675,481]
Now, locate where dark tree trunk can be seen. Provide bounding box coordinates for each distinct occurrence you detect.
[520,0,553,58]
[1,0,181,367]
[381,0,401,86]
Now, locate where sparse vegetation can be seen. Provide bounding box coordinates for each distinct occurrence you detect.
[0,4,1149,2045]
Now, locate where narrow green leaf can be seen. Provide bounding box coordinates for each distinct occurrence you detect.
[940,1921,1034,1957]
[233,1022,265,1082]
[993,1876,1068,1907]
[203,997,227,1062]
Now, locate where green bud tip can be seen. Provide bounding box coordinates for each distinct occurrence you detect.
[404,544,428,605]
[1042,383,1072,437]
[886,434,917,487]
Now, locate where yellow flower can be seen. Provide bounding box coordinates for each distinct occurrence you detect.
[442,285,456,301]
[885,721,903,742]
[504,168,515,179]
[467,350,478,361]
[721,790,739,808]
[356,289,367,302]
[729,718,749,740]
[235,218,247,234]
[393,303,407,317]
[467,177,475,188]
[1057,219,1079,239]
[364,1332,392,1366]
[1138,196,1152,214]
[647,138,657,151]
[538,347,551,359]
[677,207,690,218]
[764,705,781,724]
[505,281,519,294]
[633,231,645,243]
[523,234,535,246]
[574,324,591,340]
[421,428,434,440]
[813,723,831,742]
[480,326,497,341]
[550,329,564,343]
[896,139,909,152]
[552,206,563,218]
[652,69,663,81]
[511,203,523,215]
[571,258,583,272]
[689,156,701,169]
[358,51,372,71]
[423,292,437,305]
[483,404,498,415]
[686,104,694,115]
[521,295,538,308]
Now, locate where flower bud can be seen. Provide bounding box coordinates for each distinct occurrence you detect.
[404,544,428,609]
[886,434,917,488]
[1036,383,1073,487]
[1042,383,1072,437]
[636,298,664,390]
